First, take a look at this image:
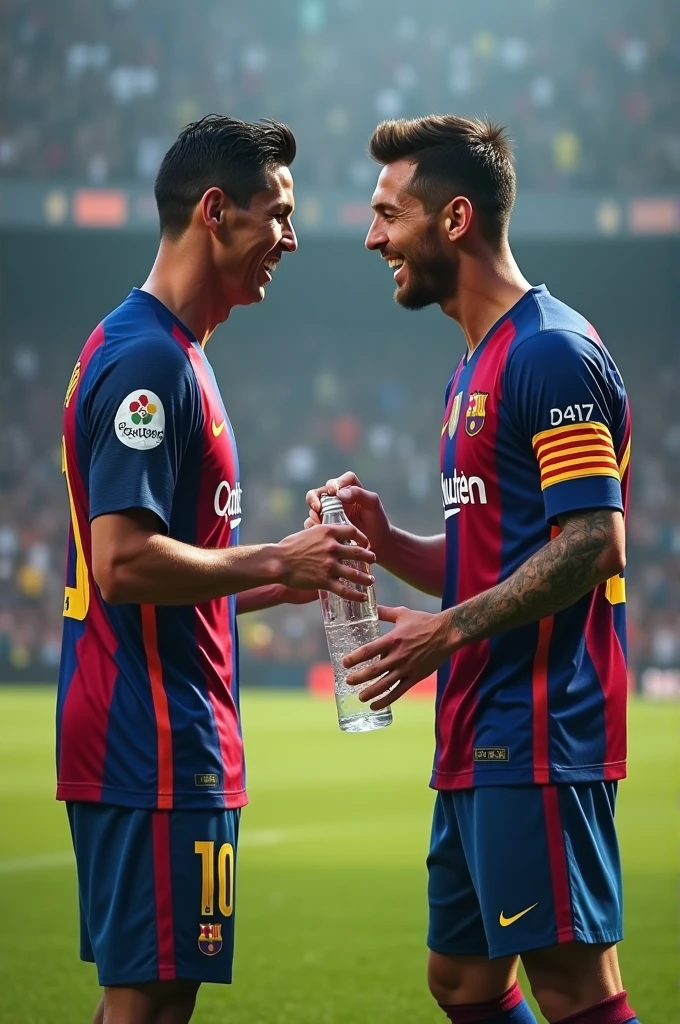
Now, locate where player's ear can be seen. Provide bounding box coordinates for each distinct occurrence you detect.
[443,196,473,243]
[200,188,232,236]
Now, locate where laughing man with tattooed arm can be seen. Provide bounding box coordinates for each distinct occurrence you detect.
[306,115,639,1024]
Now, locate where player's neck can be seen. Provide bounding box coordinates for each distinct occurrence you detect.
[441,245,531,357]
[141,241,233,346]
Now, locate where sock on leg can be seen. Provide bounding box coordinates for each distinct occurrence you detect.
[551,991,639,1024]
[440,981,539,1023]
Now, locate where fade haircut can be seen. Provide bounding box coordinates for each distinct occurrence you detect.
[369,115,516,244]
[155,114,297,239]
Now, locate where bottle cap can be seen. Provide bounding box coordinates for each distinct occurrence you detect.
[320,493,344,515]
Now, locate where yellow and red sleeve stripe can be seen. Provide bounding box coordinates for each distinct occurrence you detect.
[532,421,620,490]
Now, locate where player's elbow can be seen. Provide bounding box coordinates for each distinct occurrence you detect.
[564,508,626,584]
[92,550,141,605]
[601,511,626,579]
[600,541,625,580]
[93,560,131,605]
[596,519,626,582]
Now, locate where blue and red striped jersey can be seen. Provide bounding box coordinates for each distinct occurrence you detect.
[435,285,630,790]
[57,289,246,810]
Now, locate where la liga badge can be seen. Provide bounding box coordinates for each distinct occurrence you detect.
[115,390,165,450]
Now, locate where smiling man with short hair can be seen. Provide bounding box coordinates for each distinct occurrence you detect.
[307,114,639,1024]
[57,114,376,1024]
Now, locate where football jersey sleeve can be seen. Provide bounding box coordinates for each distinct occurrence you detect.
[504,330,624,523]
[86,338,202,529]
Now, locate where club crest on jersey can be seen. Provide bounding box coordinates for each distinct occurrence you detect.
[465,391,489,437]
[444,391,463,439]
[198,923,223,956]
[115,390,165,450]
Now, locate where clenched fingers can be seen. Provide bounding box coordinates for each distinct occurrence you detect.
[305,472,362,514]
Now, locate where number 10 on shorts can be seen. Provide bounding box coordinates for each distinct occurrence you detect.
[194,841,234,917]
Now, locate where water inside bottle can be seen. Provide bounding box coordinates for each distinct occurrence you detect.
[325,619,393,732]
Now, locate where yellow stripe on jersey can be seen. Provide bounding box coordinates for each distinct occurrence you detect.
[535,427,614,452]
[538,465,622,488]
[539,443,619,468]
[618,438,631,480]
[532,421,620,491]
[532,421,613,446]
[540,453,619,476]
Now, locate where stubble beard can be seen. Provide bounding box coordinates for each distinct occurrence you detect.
[394,235,457,311]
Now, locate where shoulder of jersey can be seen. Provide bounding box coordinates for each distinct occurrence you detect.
[528,291,594,341]
[100,298,192,368]
[508,297,602,362]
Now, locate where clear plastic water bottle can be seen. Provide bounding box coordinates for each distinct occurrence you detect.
[318,494,393,733]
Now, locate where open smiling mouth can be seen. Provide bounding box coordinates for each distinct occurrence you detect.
[386,258,405,279]
[262,259,278,281]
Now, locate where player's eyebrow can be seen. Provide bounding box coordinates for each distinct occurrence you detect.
[371,201,399,215]
[271,202,294,216]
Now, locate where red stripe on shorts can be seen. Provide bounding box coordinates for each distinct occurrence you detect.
[152,812,176,981]
[542,786,575,943]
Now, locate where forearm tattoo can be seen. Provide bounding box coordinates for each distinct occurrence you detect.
[449,509,618,642]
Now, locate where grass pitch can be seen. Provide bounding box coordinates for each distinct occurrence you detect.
[0,689,677,1023]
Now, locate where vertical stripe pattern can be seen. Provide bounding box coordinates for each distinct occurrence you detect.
[141,605,174,810]
[182,330,245,803]
[435,319,516,787]
[56,294,248,809]
[542,786,575,943]
[152,812,177,981]
[432,288,630,791]
[58,325,120,800]
[435,364,466,767]
[532,616,554,785]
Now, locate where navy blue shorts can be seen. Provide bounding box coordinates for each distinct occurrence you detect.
[427,783,622,960]
[67,802,240,986]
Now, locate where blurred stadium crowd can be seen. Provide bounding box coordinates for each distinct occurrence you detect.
[2,333,679,685]
[2,0,679,684]
[1,0,678,192]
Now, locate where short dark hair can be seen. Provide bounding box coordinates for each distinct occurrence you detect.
[369,115,516,243]
[155,114,297,239]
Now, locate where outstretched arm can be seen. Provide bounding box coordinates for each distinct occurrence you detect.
[344,507,625,708]
[306,472,445,597]
[377,526,445,598]
[236,585,318,615]
[91,509,375,607]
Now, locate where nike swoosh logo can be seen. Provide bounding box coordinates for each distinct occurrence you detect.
[443,507,461,519]
[499,903,538,927]
[212,419,226,437]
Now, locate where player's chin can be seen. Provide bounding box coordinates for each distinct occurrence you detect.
[393,268,416,308]
[395,281,435,311]
[236,285,267,306]
[394,285,418,310]
[252,268,274,302]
